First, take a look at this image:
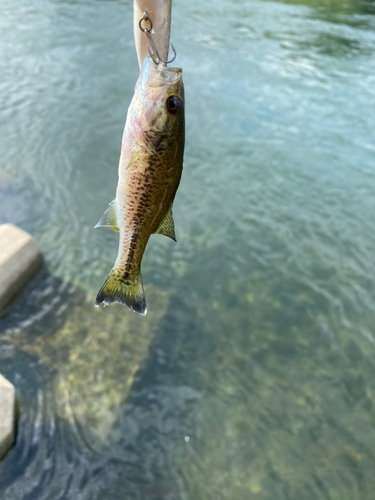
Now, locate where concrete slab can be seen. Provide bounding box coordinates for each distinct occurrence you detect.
[0,224,43,313]
[0,374,15,459]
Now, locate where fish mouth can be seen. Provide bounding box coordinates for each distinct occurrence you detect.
[162,67,182,73]
[142,57,182,78]
[143,55,182,72]
[149,65,183,84]
[138,58,183,99]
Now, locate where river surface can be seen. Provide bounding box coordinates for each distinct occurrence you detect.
[1,0,375,498]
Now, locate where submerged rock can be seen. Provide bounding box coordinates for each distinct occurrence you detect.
[14,284,170,447]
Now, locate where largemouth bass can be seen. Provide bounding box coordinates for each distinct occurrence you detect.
[94,56,185,316]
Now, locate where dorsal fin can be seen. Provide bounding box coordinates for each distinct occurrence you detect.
[154,206,176,241]
[94,200,119,232]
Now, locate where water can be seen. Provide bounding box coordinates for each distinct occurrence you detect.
[1,0,375,497]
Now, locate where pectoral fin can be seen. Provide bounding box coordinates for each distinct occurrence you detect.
[155,206,176,242]
[94,200,119,232]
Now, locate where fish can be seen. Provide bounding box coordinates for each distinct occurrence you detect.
[94,56,185,316]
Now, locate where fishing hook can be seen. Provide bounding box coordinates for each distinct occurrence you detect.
[139,12,176,65]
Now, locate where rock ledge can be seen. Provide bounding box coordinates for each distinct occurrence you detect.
[0,223,43,313]
[0,374,15,459]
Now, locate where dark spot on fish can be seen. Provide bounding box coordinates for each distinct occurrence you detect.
[150,111,162,127]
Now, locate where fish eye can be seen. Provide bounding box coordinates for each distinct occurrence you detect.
[166,95,181,115]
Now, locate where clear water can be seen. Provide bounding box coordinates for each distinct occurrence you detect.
[1,0,375,497]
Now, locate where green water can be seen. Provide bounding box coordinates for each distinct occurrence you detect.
[1,0,375,497]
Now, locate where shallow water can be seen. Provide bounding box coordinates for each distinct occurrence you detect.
[1,0,375,497]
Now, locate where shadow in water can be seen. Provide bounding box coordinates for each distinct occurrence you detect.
[0,267,181,499]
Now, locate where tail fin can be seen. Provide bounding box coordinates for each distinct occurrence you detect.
[95,268,147,316]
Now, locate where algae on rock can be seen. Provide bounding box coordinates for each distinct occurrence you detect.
[18,285,170,445]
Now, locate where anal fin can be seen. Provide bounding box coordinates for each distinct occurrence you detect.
[94,200,119,232]
[154,206,176,242]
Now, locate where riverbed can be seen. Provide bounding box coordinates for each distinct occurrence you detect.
[1,0,375,498]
